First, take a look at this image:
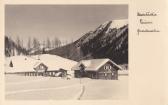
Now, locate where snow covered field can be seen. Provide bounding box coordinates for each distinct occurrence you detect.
[5,75,128,100]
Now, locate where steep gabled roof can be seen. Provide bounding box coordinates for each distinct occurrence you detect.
[72,58,122,71]
[33,62,48,70]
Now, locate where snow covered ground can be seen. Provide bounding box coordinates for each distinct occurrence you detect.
[5,75,128,100]
[81,76,128,100]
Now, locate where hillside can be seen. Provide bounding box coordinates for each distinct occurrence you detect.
[47,20,128,65]
[5,36,28,57]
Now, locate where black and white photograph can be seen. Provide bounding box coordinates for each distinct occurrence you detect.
[5,5,128,100]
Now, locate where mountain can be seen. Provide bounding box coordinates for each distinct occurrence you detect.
[47,19,128,65]
[5,36,28,57]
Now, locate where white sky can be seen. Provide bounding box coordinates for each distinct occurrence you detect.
[5,5,128,46]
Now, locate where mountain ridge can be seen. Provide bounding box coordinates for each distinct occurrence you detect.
[47,19,128,65]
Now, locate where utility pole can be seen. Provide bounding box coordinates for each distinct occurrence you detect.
[79,64,85,84]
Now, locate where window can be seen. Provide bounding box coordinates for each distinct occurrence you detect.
[104,65,112,70]
[41,66,44,69]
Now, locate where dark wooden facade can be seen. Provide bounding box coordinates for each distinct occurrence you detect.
[74,61,118,80]
[6,63,68,77]
[34,63,48,72]
[6,69,68,77]
[45,69,67,77]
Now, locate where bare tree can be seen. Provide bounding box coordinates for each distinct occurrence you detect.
[53,37,61,48]
[71,38,74,43]
[58,39,61,47]
[16,36,21,47]
[46,37,51,48]
[42,40,46,48]
[27,37,31,50]
[65,40,68,45]
[33,37,40,49]
[16,36,22,55]
[21,39,24,48]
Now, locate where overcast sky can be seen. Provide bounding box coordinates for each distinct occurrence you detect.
[5,5,128,45]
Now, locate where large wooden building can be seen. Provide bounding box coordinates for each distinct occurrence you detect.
[72,59,122,80]
[33,62,68,77]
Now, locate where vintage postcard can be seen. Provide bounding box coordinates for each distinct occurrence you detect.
[0,0,167,105]
[4,4,128,100]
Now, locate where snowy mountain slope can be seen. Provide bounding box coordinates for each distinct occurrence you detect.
[47,19,128,65]
[5,55,39,73]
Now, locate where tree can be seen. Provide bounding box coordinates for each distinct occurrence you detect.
[16,36,21,47]
[9,37,15,56]
[20,39,24,48]
[46,37,51,48]
[53,37,61,48]
[42,40,46,48]
[27,37,31,50]
[42,48,46,54]
[65,40,68,45]
[16,36,22,55]
[71,38,74,43]
[9,60,13,67]
[5,36,10,56]
[57,38,61,47]
[33,37,40,49]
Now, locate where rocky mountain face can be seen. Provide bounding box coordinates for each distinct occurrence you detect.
[47,20,128,65]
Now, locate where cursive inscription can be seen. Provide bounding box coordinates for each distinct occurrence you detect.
[137,12,157,16]
[137,11,160,35]
[137,29,160,35]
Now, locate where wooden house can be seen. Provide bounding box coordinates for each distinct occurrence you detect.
[36,54,77,77]
[72,58,122,80]
[33,62,69,77]
[33,62,48,76]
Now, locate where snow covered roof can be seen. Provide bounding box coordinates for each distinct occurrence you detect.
[33,62,48,69]
[118,70,128,75]
[5,54,78,73]
[30,54,77,71]
[72,58,122,71]
[33,62,43,68]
